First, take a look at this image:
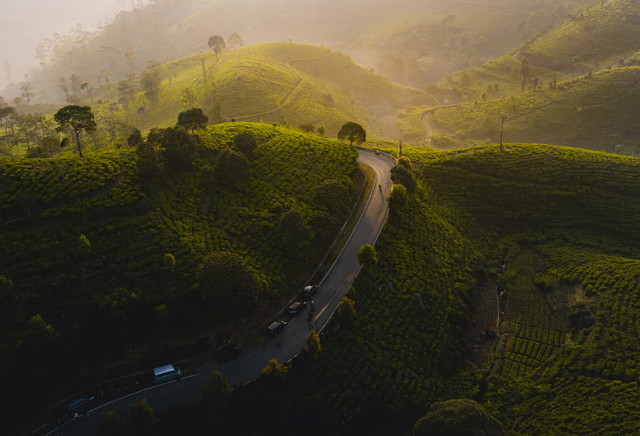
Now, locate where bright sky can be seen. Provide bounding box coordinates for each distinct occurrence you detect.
[0,0,132,87]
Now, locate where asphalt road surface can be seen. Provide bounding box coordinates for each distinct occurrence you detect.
[47,151,394,436]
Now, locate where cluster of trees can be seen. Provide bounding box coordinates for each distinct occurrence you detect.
[207,32,244,60]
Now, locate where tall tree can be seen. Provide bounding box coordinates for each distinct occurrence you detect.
[228,32,244,50]
[177,107,209,134]
[337,122,366,146]
[140,66,161,103]
[203,371,231,406]
[53,105,97,158]
[0,106,15,133]
[20,83,35,103]
[208,35,225,60]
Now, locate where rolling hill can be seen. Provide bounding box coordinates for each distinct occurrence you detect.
[0,122,360,426]
[90,42,436,141]
[403,67,640,154]
[232,142,640,435]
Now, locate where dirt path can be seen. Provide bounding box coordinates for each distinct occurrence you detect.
[421,111,434,143]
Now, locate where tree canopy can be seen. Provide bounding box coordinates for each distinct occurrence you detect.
[197,252,259,321]
[203,370,231,406]
[313,180,351,218]
[357,244,378,266]
[233,131,257,157]
[177,107,209,134]
[337,122,366,146]
[228,32,244,49]
[53,105,97,158]
[158,126,198,172]
[208,35,226,59]
[216,148,252,186]
[390,165,417,193]
[388,184,408,212]
[279,209,311,250]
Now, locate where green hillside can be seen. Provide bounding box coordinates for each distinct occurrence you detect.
[235,143,640,435]
[528,0,640,68]
[419,67,640,153]
[90,42,435,141]
[0,122,359,406]
[414,144,640,434]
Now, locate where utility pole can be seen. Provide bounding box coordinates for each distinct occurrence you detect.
[499,114,507,150]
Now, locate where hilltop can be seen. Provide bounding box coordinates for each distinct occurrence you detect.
[85,43,435,141]
[0,122,361,426]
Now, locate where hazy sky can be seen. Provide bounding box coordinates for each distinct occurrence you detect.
[0,0,132,87]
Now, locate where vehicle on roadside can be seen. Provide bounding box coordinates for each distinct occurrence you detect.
[301,285,318,300]
[153,364,181,384]
[288,301,307,315]
[267,320,287,337]
[68,397,94,412]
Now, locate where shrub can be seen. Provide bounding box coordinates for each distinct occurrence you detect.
[299,123,315,133]
[388,184,408,212]
[197,252,259,321]
[356,244,378,266]
[203,370,231,406]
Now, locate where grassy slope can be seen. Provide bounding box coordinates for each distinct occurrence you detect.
[248,143,640,435]
[429,67,640,152]
[92,43,435,140]
[0,123,358,394]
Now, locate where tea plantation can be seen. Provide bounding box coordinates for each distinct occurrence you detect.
[427,67,640,153]
[90,42,434,140]
[238,143,640,435]
[0,122,359,408]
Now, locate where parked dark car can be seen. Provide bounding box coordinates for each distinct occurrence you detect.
[267,320,287,337]
[288,301,307,315]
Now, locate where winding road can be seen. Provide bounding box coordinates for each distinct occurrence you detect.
[46,151,395,436]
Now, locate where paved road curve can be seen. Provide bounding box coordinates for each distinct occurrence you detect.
[49,151,394,436]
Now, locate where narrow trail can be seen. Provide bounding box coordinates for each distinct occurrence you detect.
[421,111,434,143]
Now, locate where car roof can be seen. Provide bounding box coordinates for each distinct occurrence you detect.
[153,364,177,375]
[269,321,284,330]
[69,397,93,408]
[290,302,302,308]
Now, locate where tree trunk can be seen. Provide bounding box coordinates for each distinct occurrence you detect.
[75,129,83,158]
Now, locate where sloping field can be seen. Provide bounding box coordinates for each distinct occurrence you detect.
[409,143,640,434]
[528,0,640,66]
[429,67,640,153]
[92,42,434,139]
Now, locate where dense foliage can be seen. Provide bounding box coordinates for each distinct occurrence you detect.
[0,122,358,426]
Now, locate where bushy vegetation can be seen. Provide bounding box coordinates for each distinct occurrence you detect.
[0,122,358,423]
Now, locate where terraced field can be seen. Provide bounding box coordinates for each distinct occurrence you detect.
[500,251,566,379]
